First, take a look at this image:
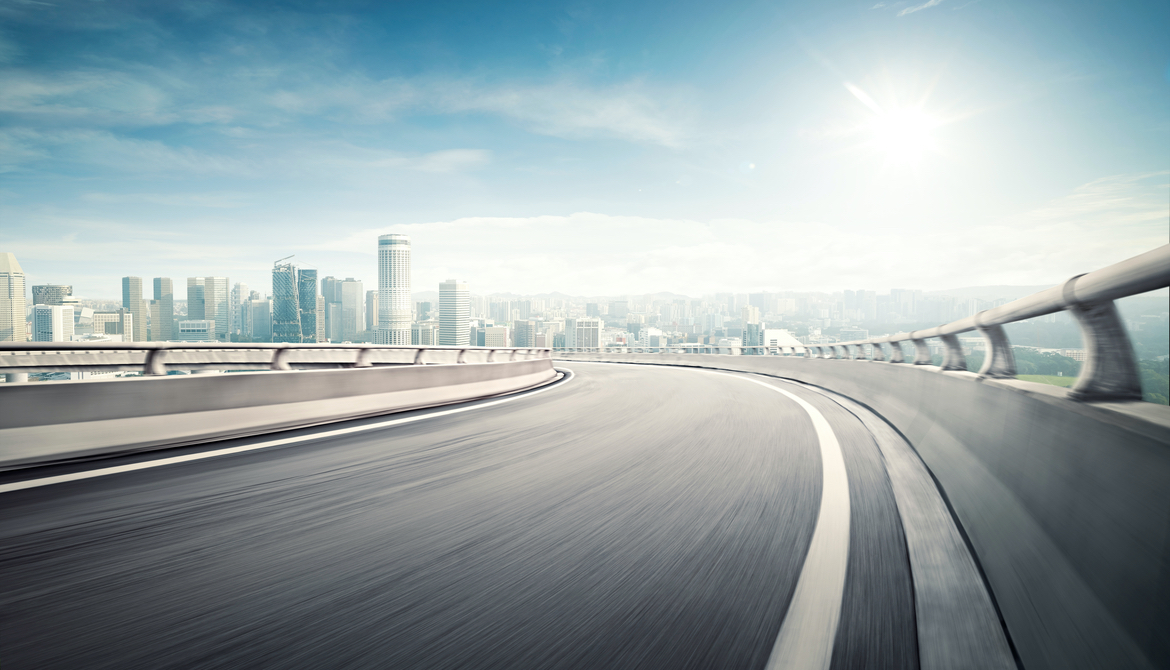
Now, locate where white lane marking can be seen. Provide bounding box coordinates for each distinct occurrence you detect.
[0,369,574,495]
[688,368,852,670]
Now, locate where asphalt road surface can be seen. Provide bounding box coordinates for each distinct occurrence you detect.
[0,362,917,669]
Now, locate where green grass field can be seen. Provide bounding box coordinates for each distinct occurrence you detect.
[1017,374,1077,388]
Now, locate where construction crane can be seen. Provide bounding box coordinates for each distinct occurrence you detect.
[273,254,295,266]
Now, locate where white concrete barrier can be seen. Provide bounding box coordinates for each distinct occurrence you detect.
[0,359,557,471]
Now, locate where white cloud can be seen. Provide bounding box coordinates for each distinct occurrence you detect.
[899,0,945,15]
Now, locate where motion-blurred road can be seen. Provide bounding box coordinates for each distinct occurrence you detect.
[0,362,917,669]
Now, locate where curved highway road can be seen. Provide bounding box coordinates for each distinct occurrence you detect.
[1,362,920,669]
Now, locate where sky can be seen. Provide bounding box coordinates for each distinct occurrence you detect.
[1,0,1167,300]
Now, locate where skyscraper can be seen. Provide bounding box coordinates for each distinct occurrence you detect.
[377,234,411,345]
[32,285,72,306]
[122,276,147,342]
[203,277,229,341]
[153,278,174,341]
[32,305,74,342]
[512,319,535,348]
[340,278,364,342]
[296,269,318,342]
[365,290,378,339]
[439,279,469,346]
[230,281,249,339]
[187,277,205,320]
[271,261,301,343]
[321,275,342,340]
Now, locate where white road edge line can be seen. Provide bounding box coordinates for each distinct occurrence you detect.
[673,365,853,670]
[0,368,575,495]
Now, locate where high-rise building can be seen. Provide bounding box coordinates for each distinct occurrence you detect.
[575,317,602,348]
[585,303,600,318]
[187,277,205,320]
[32,305,74,342]
[203,277,229,341]
[296,269,318,342]
[320,276,342,340]
[483,326,509,347]
[365,290,378,339]
[32,285,72,306]
[411,322,437,345]
[417,301,432,321]
[231,282,250,338]
[272,262,301,343]
[377,234,411,345]
[490,300,511,324]
[93,309,133,339]
[3,254,31,340]
[512,319,536,348]
[340,278,364,342]
[326,303,342,341]
[609,300,629,319]
[249,299,272,342]
[315,294,325,343]
[439,279,469,346]
[153,278,174,341]
[122,276,147,342]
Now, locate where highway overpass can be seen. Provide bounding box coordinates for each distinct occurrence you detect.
[1,245,1167,669]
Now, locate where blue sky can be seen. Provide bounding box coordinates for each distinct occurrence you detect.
[2,0,1167,299]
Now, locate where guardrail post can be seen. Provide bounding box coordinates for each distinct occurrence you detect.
[413,349,425,365]
[144,347,167,375]
[938,334,967,371]
[976,323,1015,378]
[910,338,931,365]
[4,372,28,383]
[509,349,518,361]
[270,346,292,371]
[888,341,905,364]
[456,349,467,364]
[1068,300,1143,401]
[871,343,885,362]
[852,344,866,360]
[487,349,496,362]
[352,346,373,368]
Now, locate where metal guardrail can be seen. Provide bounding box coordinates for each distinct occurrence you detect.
[559,244,1170,402]
[0,343,553,376]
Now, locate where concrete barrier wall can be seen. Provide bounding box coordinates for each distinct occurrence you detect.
[0,359,557,471]
[557,353,1170,670]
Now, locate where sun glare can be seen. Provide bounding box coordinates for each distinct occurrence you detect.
[868,106,938,166]
[844,82,941,168]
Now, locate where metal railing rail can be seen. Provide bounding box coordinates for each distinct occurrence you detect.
[557,244,1170,402]
[0,343,553,376]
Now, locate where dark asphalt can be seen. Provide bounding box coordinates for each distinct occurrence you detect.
[0,362,916,669]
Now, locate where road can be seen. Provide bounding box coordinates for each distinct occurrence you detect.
[0,362,918,669]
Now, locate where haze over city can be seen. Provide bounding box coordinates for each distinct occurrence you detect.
[3,0,1167,299]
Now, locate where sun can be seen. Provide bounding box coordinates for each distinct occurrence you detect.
[845,82,941,167]
[867,106,938,166]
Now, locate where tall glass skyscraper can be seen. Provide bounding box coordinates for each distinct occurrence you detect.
[204,277,229,341]
[439,279,469,346]
[1,253,27,342]
[153,278,173,341]
[377,234,411,345]
[121,276,147,342]
[272,262,302,343]
[297,268,318,342]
